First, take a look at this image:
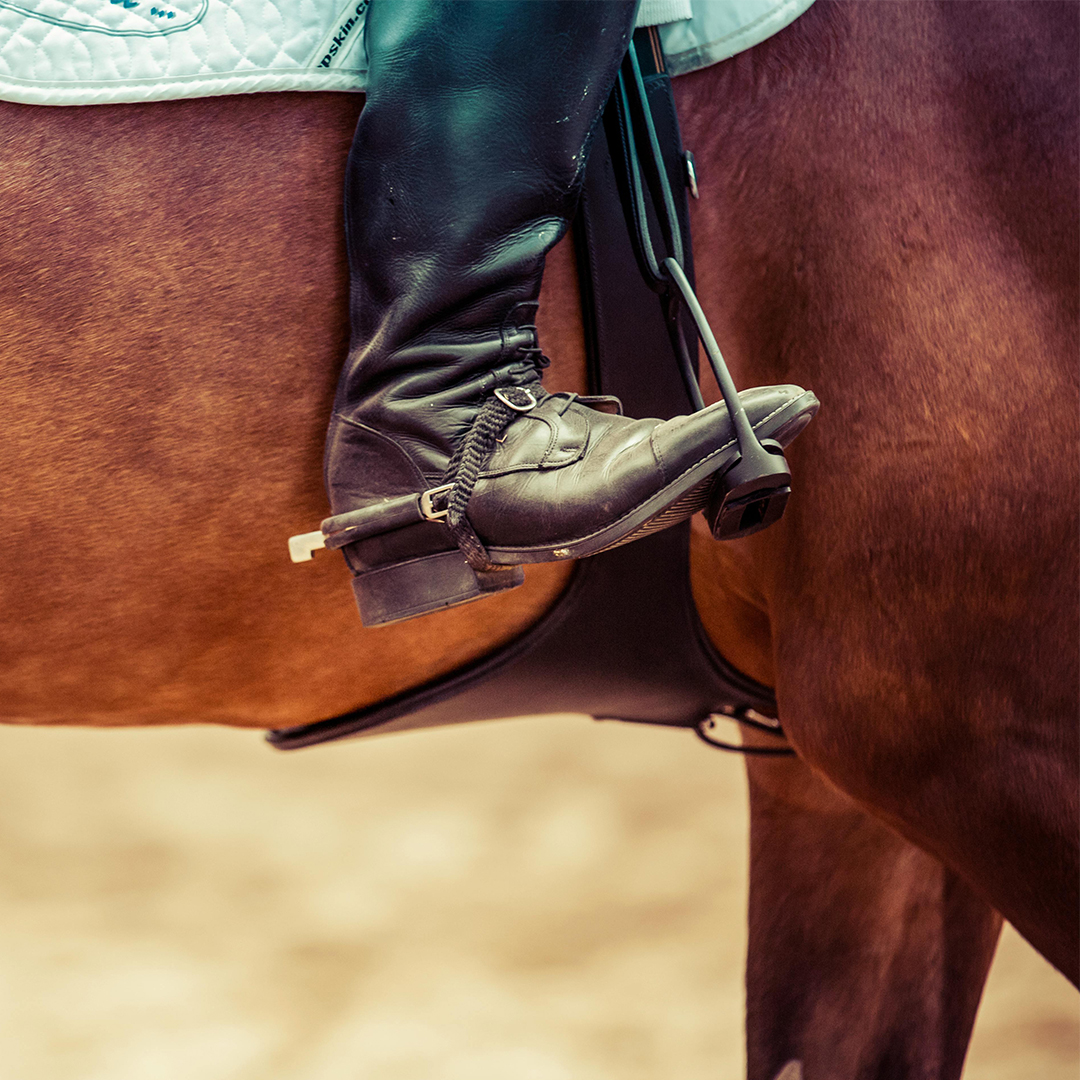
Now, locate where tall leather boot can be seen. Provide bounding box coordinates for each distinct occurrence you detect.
[322,0,817,626]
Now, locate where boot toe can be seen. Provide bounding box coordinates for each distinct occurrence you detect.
[466,385,816,554]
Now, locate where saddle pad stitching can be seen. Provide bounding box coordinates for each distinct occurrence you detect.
[0,0,816,106]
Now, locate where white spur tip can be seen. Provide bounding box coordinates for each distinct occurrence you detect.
[288,530,326,564]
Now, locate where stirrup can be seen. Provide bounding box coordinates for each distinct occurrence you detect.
[706,438,791,540]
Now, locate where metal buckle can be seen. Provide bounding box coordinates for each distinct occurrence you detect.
[494,386,538,412]
[419,483,453,521]
[695,710,796,756]
[684,150,700,200]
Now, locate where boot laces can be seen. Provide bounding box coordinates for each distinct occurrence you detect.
[509,303,550,373]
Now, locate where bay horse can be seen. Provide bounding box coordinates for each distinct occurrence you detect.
[0,2,1075,1077]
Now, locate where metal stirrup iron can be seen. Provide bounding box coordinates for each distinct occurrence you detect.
[615,38,792,541]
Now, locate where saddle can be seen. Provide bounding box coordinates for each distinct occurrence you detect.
[0,0,814,106]
[269,29,792,757]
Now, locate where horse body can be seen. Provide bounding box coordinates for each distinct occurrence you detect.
[0,2,1075,1075]
[693,0,1078,978]
[679,7,1078,1070]
[685,5,1078,1071]
[0,91,584,728]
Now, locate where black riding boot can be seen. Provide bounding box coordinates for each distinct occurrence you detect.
[321,0,815,626]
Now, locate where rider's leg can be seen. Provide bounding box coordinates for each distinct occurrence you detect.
[325,0,815,626]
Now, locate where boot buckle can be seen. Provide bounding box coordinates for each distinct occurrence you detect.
[494,386,538,412]
[419,483,454,521]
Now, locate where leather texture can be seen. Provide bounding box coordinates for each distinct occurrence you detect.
[328,0,638,467]
[467,385,810,554]
[269,28,784,750]
[329,0,642,472]
[325,0,815,587]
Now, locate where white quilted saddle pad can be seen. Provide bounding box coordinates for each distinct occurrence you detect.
[0,0,814,106]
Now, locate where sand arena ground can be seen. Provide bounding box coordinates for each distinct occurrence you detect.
[0,717,1073,1079]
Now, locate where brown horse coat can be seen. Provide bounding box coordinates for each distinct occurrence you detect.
[0,2,1075,1074]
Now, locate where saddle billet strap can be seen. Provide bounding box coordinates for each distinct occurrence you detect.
[612,34,795,550]
[608,32,703,414]
[267,28,785,753]
[580,27,702,418]
[572,27,790,754]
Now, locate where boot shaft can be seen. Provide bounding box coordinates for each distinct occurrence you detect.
[337,0,641,459]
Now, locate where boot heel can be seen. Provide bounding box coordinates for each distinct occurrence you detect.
[352,550,524,627]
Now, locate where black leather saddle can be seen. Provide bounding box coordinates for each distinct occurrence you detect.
[269,29,785,754]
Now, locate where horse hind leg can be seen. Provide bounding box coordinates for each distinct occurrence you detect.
[743,748,1001,1080]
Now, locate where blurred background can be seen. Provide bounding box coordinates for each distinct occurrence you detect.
[0,716,1073,1080]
